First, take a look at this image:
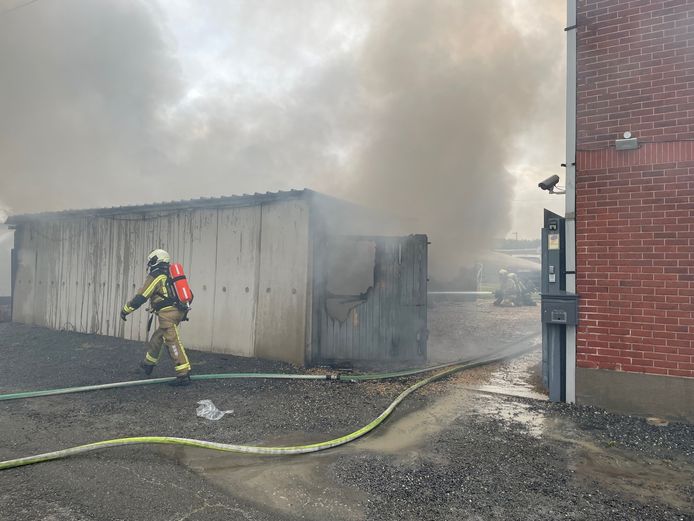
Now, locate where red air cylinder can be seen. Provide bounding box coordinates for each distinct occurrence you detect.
[169,263,193,304]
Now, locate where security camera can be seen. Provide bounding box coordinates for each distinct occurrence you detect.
[538,175,560,192]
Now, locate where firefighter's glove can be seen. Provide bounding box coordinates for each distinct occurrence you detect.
[120,309,128,322]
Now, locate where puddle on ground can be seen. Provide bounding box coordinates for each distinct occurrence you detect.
[167,437,367,521]
[468,347,547,400]
[465,394,694,511]
[167,387,477,520]
[466,393,547,438]
[359,385,470,453]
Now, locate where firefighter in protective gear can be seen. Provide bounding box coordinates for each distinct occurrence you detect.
[494,269,534,307]
[120,248,192,386]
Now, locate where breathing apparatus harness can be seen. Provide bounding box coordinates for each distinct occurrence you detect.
[148,264,192,313]
[145,262,194,336]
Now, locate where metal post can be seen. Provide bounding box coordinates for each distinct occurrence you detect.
[564,0,578,404]
[548,324,565,402]
[542,322,549,388]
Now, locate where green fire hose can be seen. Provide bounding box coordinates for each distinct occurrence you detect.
[0,334,540,403]
[0,357,490,402]
[0,373,334,402]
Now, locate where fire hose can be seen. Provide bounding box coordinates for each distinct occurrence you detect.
[0,358,496,470]
[0,336,540,471]
[0,359,479,402]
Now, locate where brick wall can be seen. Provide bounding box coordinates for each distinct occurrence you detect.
[577,0,694,149]
[576,0,694,378]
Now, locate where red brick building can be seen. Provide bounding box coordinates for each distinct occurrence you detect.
[574,0,694,419]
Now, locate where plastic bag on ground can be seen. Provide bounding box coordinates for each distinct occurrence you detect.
[196,399,233,421]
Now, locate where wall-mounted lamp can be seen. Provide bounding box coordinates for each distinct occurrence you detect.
[615,131,638,150]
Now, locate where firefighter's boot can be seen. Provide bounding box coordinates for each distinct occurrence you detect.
[169,373,191,387]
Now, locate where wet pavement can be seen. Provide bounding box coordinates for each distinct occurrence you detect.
[1,302,693,520]
[336,389,694,521]
[466,348,547,400]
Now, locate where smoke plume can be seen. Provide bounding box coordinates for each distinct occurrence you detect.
[0,0,564,284]
[348,0,563,275]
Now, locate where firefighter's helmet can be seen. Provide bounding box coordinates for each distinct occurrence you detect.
[147,249,170,269]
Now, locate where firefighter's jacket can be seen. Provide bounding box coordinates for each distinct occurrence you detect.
[122,267,177,316]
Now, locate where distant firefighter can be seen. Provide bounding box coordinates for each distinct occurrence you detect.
[120,249,194,386]
[494,269,535,307]
[474,262,483,291]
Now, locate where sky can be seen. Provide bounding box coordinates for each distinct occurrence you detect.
[0,0,566,292]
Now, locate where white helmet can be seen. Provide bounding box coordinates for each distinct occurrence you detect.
[147,248,170,269]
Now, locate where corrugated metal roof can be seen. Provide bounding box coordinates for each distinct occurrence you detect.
[6,189,328,224]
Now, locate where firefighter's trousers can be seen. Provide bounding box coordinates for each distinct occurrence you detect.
[144,307,191,376]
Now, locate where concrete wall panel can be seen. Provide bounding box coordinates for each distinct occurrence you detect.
[176,209,218,351]
[12,227,35,324]
[254,200,310,365]
[210,206,261,356]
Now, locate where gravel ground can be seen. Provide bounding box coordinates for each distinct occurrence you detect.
[0,322,415,521]
[428,298,539,363]
[1,303,693,520]
[335,392,694,520]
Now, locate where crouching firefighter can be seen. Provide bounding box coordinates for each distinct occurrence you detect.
[120,249,194,386]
